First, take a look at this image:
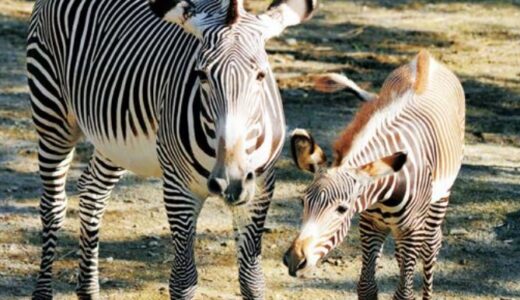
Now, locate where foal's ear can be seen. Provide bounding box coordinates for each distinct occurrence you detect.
[354,151,407,181]
[290,129,327,173]
[259,0,318,40]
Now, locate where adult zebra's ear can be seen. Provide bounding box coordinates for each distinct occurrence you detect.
[353,151,408,182]
[149,0,209,38]
[290,129,327,173]
[259,0,318,40]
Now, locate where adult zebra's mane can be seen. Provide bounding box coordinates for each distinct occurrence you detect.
[332,50,431,165]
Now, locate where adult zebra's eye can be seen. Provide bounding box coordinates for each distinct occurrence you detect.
[256,71,265,81]
[196,70,209,83]
[245,171,254,182]
[336,204,348,214]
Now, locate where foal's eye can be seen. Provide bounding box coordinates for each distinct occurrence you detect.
[256,71,265,81]
[336,205,348,214]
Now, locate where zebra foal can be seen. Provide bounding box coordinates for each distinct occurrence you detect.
[27,0,317,299]
[284,50,465,300]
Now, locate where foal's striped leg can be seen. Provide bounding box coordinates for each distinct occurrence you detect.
[76,153,125,299]
[394,232,424,300]
[421,197,449,300]
[357,214,388,300]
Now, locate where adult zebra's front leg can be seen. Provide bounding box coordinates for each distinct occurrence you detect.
[163,172,203,300]
[233,170,275,300]
[76,152,125,299]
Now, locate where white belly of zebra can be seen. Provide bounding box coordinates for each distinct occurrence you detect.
[88,133,162,177]
[431,175,457,203]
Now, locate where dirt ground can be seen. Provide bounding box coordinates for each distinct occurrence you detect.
[1,0,519,299]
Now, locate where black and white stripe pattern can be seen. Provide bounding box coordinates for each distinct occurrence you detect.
[27,0,317,299]
[284,51,465,300]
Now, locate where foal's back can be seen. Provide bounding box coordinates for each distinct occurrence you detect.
[399,50,465,201]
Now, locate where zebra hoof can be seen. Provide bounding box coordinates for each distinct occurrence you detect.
[358,291,378,300]
[32,290,53,300]
[359,295,378,300]
[76,291,100,300]
[358,282,378,300]
[392,293,415,300]
[31,289,52,300]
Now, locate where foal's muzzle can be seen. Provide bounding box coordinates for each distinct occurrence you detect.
[283,247,307,277]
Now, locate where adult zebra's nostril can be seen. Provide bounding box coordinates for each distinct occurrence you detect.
[208,178,224,195]
[245,171,254,182]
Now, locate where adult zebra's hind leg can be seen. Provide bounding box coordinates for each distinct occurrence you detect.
[33,138,77,300]
[76,152,125,300]
[30,71,82,298]
[421,197,449,300]
[357,214,388,300]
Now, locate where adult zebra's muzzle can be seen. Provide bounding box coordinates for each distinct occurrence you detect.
[207,171,255,206]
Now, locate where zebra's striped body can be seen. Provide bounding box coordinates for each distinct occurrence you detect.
[27,0,316,298]
[285,51,465,300]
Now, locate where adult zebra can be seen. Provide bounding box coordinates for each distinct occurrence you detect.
[284,50,465,299]
[27,0,317,299]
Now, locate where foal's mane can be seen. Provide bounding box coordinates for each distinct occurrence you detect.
[333,50,430,165]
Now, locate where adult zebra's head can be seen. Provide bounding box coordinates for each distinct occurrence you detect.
[149,0,317,205]
[283,129,407,277]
